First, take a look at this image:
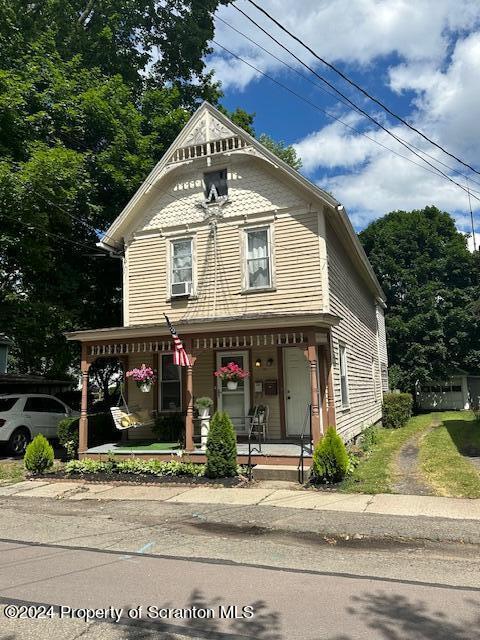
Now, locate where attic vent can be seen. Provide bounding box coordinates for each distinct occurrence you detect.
[204,169,228,202]
[169,135,247,164]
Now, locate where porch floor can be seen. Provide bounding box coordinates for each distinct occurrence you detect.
[84,442,312,457]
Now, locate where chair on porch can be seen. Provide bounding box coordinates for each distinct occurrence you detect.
[247,405,269,448]
[110,388,156,431]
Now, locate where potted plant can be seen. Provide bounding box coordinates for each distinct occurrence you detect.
[126,363,156,393]
[214,362,250,391]
[195,396,213,419]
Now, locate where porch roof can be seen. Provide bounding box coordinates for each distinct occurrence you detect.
[65,311,340,344]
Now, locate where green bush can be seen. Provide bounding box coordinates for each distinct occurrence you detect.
[24,434,54,474]
[312,426,350,483]
[382,392,413,429]
[57,413,118,459]
[360,424,381,452]
[205,411,237,478]
[65,458,205,477]
[152,413,184,443]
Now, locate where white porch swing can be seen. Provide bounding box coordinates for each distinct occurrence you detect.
[110,386,156,431]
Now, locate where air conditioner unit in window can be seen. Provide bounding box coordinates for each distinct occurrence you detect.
[171,281,192,297]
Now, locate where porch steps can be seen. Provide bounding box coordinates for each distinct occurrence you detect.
[252,465,299,482]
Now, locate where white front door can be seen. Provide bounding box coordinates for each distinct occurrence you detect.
[284,347,311,436]
[216,351,250,433]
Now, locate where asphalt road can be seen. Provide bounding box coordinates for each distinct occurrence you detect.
[0,495,480,639]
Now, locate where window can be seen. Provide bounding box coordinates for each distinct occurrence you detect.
[160,354,182,411]
[246,227,271,289]
[0,397,19,412]
[204,169,228,202]
[171,238,193,297]
[24,397,66,413]
[339,344,349,408]
[372,357,377,401]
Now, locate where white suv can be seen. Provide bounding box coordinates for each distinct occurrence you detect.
[0,394,77,456]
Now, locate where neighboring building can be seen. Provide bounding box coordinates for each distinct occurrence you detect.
[0,334,12,373]
[416,372,480,411]
[66,102,388,454]
[0,374,74,396]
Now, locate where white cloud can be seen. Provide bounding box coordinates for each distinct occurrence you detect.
[209,0,480,90]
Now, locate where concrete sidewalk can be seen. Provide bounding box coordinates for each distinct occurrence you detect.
[2,479,480,521]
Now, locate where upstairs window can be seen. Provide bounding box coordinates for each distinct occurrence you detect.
[171,239,193,297]
[246,227,271,289]
[339,344,349,409]
[204,169,228,203]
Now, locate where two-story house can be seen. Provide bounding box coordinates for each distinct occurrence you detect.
[67,102,388,460]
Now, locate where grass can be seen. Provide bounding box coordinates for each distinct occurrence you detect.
[0,460,25,484]
[111,441,181,451]
[419,411,480,498]
[340,412,454,494]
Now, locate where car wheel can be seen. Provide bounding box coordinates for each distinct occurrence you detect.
[8,427,31,456]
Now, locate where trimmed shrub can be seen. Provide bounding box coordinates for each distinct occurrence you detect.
[312,426,350,483]
[205,411,237,478]
[24,434,54,474]
[152,413,184,443]
[382,393,413,429]
[57,413,118,459]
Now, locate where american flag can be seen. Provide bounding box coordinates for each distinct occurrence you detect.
[164,315,190,367]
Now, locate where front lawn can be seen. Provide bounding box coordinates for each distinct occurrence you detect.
[0,460,25,484]
[340,411,469,495]
[419,412,480,498]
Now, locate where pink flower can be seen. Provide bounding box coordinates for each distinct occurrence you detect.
[126,363,156,384]
[214,362,250,382]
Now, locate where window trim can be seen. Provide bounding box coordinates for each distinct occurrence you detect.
[158,353,182,413]
[243,225,273,292]
[168,236,195,300]
[339,343,350,410]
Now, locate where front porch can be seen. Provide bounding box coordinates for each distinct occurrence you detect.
[71,317,337,467]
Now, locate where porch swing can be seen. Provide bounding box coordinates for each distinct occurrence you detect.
[110,387,156,431]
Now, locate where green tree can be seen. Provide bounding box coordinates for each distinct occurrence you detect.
[258,133,302,170]
[359,206,480,392]
[205,411,237,478]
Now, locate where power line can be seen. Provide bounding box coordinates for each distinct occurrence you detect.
[0,210,103,254]
[212,39,480,205]
[217,13,480,195]
[243,0,480,177]
[229,7,480,203]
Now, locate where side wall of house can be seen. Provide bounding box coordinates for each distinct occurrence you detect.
[326,221,383,441]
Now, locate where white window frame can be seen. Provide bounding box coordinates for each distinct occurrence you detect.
[339,343,350,410]
[243,225,273,291]
[159,353,182,412]
[169,236,195,299]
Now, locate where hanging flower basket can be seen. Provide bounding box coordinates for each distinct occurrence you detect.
[214,362,250,391]
[126,364,156,392]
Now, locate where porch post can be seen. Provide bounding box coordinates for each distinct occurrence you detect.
[326,333,336,427]
[305,332,321,444]
[185,340,196,451]
[79,344,90,454]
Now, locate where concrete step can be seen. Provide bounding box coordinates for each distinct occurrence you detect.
[252,464,300,482]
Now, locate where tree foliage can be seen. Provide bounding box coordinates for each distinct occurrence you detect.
[258,133,302,170]
[360,206,480,391]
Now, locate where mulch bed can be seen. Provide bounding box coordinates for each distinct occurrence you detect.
[40,470,248,488]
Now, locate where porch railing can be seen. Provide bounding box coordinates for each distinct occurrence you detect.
[297,403,312,484]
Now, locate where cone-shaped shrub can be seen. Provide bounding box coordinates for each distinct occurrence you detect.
[205,411,237,478]
[312,426,350,483]
[24,434,54,474]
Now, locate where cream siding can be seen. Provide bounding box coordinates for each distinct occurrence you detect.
[124,353,155,440]
[126,158,323,325]
[327,222,383,441]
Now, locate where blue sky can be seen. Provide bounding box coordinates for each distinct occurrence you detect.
[207,0,480,247]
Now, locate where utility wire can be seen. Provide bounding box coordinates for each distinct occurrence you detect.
[243,0,480,177]
[212,39,480,204]
[217,13,480,194]
[229,7,480,202]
